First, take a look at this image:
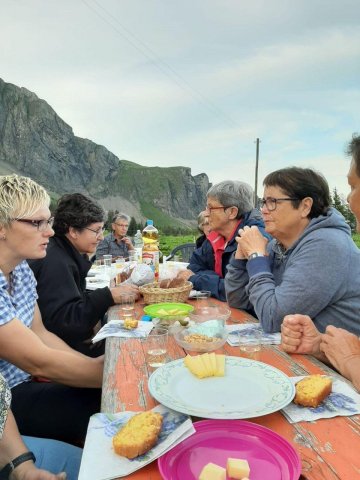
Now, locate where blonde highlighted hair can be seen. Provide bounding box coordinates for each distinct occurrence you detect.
[0,174,50,226]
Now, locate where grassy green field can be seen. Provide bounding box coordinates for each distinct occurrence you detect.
[159,234,197,257]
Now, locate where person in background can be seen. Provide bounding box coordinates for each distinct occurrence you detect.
[96,213,134,260]
[176,180,268,301]
[195,210,211,248]
[0,372,81,480]
[226,166,360,334]
[281,134,360,392]
[29,194,139,357]
[0,175,102,445]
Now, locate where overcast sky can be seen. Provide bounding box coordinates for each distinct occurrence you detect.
[1,0,359,197]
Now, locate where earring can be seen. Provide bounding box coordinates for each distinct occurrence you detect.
[1,235,5,240]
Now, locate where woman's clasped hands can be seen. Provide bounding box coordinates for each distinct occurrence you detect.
[235,225,268,260]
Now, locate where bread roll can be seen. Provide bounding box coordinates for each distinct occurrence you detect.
[168,277,185,288]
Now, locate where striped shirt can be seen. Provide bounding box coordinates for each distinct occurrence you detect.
[0,261,37,388]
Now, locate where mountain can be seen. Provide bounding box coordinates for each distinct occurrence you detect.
[0,78,210,229]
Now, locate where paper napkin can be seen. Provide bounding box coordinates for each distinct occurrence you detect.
[282,375,360,423]
[78,405,195,480]
[92,320,153,343]
[226,323,281,346]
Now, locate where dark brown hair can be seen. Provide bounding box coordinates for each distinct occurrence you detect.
[347,133,360,176]
[263,167,330,219]
[53,193,105,235]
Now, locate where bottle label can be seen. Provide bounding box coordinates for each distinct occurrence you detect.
[142,250,159,279]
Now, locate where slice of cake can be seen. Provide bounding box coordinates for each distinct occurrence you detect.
[294,375,332,408]
[113,411,163,458]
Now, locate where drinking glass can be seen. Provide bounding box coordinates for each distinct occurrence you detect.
[103,254,112,268]
[119,293,136,321]
[128,253,138,263]
[115,257,125,266]
[93,259,102,269]
[143,327,168,368]
[195,290,212,311]
[238,328,262,360]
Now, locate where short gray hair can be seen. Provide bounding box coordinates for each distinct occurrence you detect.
[112,213,130,224]
[0,174,50,226]
[207,180,254,219]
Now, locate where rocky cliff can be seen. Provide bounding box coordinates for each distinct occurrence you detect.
[0,78,210,228]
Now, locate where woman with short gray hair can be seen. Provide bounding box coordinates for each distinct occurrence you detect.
[207,180,254,218]
[177,179,268,301]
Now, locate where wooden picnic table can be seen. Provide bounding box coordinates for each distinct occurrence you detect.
[101,299,360,480]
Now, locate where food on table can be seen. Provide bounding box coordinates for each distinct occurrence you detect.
[198,457,250,480]
[184,333,216,344]
[159,278,186,289]
[112,411,163,458]
[156,307,184,316]
[198,462,226,480]
[226,457,250,479]
[159,278,172,288]
[123,318,138,329]
[184,353,225,378]
[116,264,136,285]
[294,374,332,408]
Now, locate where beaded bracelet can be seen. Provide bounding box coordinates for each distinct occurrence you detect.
[0,452,36,479]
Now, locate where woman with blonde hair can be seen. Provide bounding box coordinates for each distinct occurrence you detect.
[0,174,102,445]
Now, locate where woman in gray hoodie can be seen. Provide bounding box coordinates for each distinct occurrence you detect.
[225,166,360,335]
[281,134,360,392]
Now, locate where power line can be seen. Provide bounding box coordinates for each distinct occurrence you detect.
[81,0,240,129]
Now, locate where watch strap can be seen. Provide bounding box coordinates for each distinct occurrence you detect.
[248,252,265,261]
[0,452,36,480]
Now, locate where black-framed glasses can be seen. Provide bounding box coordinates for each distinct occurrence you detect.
[12,217,54,231]
[259,197,298,211]
[205,205,232,213]
[84,226,105,238]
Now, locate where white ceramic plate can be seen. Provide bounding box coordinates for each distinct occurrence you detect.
[148,356,295,419]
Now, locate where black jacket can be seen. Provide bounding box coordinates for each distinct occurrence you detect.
[29,235,114,354]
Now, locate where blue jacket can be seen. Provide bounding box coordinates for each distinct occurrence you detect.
[187,209,269,301]
[225,208,360,334]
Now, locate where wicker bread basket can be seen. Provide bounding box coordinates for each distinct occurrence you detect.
[139,281,193,304]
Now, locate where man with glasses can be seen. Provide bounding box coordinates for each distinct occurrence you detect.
[176,180,269,301]
[29,194,138,356]
[96,213,134,260]
[225,166,360,335]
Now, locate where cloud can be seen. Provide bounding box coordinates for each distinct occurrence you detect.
[0,0,359,200]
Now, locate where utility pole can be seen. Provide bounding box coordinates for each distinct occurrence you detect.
[254,138,260,206]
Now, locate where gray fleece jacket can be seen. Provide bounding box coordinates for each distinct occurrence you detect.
[225,208,360,334]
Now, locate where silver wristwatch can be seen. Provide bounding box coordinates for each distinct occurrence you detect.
[248,252,265,261]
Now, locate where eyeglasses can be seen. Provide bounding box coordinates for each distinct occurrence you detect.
[259,197,298,211]
[205,205,232,213]
[12,217,54,231]
[114,223,129,228]
[84,226,105,238]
